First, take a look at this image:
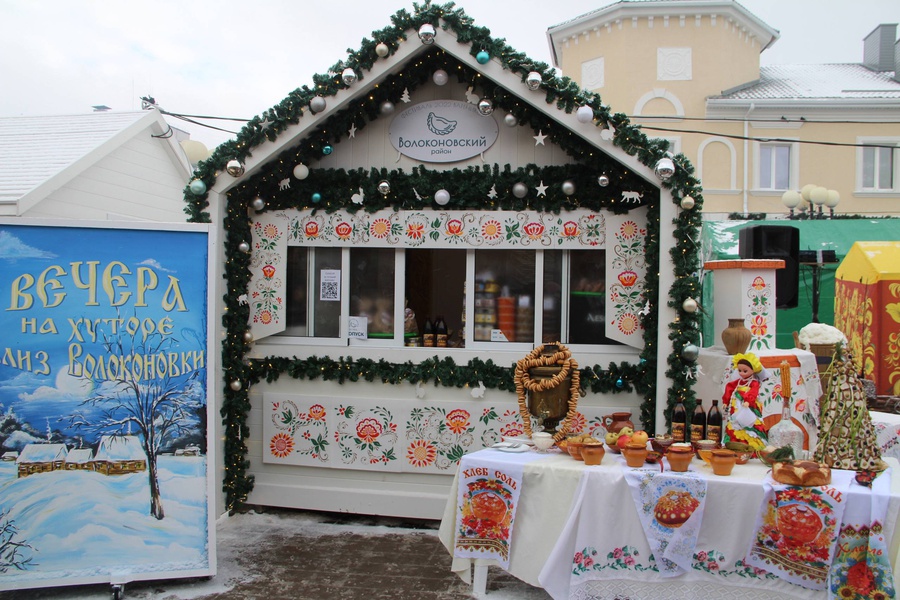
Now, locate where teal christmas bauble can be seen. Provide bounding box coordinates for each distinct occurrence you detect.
[311,193,322,203]
[476,50,490,64]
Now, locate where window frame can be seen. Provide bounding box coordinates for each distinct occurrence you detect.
[857,137,900,193]
[754,140,797,192]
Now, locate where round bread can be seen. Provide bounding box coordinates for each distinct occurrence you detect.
[772,460,831,487]
[654,490,700,528]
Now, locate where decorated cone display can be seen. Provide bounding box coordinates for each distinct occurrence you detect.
[814,349,884,471]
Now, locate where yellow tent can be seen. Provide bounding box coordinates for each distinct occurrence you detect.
[834,242,900,396]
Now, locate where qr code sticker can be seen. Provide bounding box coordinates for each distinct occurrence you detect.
[320,280,339,301]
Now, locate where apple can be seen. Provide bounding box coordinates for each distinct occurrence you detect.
[619,426,634,437]
[605,431,619,445]
[616,434,632,450]
[631,430,649,446]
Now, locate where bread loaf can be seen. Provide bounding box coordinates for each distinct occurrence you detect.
[772,460,831,486]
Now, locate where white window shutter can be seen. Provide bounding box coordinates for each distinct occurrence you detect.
[604,207,649,348]
[248,212,288,340]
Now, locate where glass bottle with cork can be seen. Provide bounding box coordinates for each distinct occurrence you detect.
[690,398,706,443]
[706,399,722,444]
[671,398,687,443]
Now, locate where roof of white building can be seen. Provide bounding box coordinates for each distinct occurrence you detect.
[713,64,900,100]
[94,435,147,462]
[17,443,68,463]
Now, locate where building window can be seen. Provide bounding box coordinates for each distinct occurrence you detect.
[281,247,341,337]
[861,145,896,190]
[758,143,791,190]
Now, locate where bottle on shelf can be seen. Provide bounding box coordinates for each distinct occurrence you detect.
[690,398,706,443]
[671,398,687,443]
[423,317,435,347]
[435,315,448,348]
[706,399,722,444]
[768,397,804,458]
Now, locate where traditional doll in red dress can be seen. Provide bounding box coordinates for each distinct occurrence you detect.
[722,352,769,451]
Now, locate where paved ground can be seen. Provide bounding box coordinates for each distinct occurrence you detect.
[0,507,551,600]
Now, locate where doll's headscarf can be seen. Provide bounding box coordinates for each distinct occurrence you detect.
[732,352,762,373]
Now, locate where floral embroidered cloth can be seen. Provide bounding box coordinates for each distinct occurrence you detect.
[453,448,547,569]
[828,469,895,599]
[747,470,854,590]
[622,467,708,576]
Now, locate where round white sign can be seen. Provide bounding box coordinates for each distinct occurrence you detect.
[388,100,499,163]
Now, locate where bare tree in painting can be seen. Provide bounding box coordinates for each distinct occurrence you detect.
[0,510,34,572]
[72,323,204,520]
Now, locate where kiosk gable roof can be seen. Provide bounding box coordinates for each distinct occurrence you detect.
[837,241,900,282]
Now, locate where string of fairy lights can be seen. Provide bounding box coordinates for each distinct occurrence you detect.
[181,2,704,511]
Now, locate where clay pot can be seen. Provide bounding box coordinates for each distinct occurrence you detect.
[710,449,736,476]
[582,442,605,466]
[692,439,718,460]
[721,317,752,355]
[622,442,648,468]
[650,435,675,454]
[567,439,585,461]
[602,412,634,435]
[665,445,693,472]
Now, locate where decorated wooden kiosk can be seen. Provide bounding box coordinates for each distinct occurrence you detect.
[184,3,703,519]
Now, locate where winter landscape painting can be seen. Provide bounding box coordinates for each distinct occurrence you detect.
[0,220,215,591]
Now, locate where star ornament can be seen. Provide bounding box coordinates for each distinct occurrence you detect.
[348,123,357,138]
[535,181,548,197]
[533,130,547,145]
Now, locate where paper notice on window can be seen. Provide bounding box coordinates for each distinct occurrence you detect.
[320,270,340,301]
[490,329,509,342]
[348,316,368,339]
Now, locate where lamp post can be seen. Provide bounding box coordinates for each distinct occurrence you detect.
[824,189,840,218]
[809,186,828,219]
[781,189,802,219]
[786,184,839,220]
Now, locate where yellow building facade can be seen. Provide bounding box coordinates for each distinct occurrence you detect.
[548,1,900,219]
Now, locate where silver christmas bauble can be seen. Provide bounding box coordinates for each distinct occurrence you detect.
[251,197,266,211]
[682,298,699,313]
[525,71,542,91]
[293,163,309,180]
[230,380,242,391]
[375,42,389,58]
[341,68,357,86]
[377,180,391,196]
[225,159,244,177]
[576,105,594,123]
[418,23,436,44]
[655,157,676,181]
[597,174,609,187]
[189,179,207,195]
[432,69,449,86]
[310,96,327,113]
[434,189,450,206]
[477,98,494,116]
[681,344,700,362]
[243,331,254,343]
[504,113,517,127]
[562,181,576,196]
[512,182,528,199]
[238,241,251,253]
[680,195,696,210]
[381,101,395,115]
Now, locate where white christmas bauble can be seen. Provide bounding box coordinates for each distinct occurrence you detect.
[341,68,357,86]
[251,197,266,211]
[189,179,207,195]
[576,105,594,123]
[512,182,528,199]
[655,157,675,181]
[432,69,449,86]
[682,344,700,362]
[504,113,517,127]
[293,163,310,180]
[680,195,695,210]
[682,298,699,313]
[562,181,576,196]
[477,98,494,116]
[225,159,244,177]
[418,23,436,44]
[525,71,542,91]
[238,242,251,253]
[230,380,242,391]
[243,331,254,343]
[434,189,450,205]
[381,101,395,115]
[375,42,389,58]
[310,96,327,113]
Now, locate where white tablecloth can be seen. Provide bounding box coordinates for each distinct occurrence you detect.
[873,410,900,461]
[439,449,900,599]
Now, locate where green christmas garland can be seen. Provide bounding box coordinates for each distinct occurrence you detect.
[183,2,704,511]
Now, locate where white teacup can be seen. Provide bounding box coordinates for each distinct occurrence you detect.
[531,432,554,451]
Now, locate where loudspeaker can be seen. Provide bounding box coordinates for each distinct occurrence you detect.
[739,225,799,309]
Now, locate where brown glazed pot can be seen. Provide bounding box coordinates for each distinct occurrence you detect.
[582,442,605,466]
[622,442,648,468]
[721,317,752,355]
[710,449,737,476]
[666,445,694,472]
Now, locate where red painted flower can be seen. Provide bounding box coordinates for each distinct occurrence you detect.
[269,433,294,458]
[356,418,383,443]
[406,221,425,240]
[562,221,579,237]
[523,222,544,239]
[407,439,438,467]
[617,313,639,335]
[258,310,273,325]
[618,271,638,287]
[262,264,276,279]
[481,219,502,241]
[308,404,326,421]
[500,423,524,438]
[263,223,280,239]
[752,276,767,290]
[619,220,639,239]
[847,561,876,596]
[304,221,320,237]
[569,412,586,433]
[750,314,767,336]
[446,409,471,434]
[370,218,391,238]
[446,219,464,236]
[335,221,352,239]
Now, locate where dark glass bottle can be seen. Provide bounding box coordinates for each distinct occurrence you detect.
[435,315,448,348]
[706,399,723,444]
[671,399,687,443]
[423,317,434,347]
[690,398,706,443]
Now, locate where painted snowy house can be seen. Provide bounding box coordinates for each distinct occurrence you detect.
[16,443,68,477]
[0,110,195,221]
[186,3,700,518]
[65,448,95,471]
[92,435,147,475]
[1,451,19,461]
[176,444,201,457]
